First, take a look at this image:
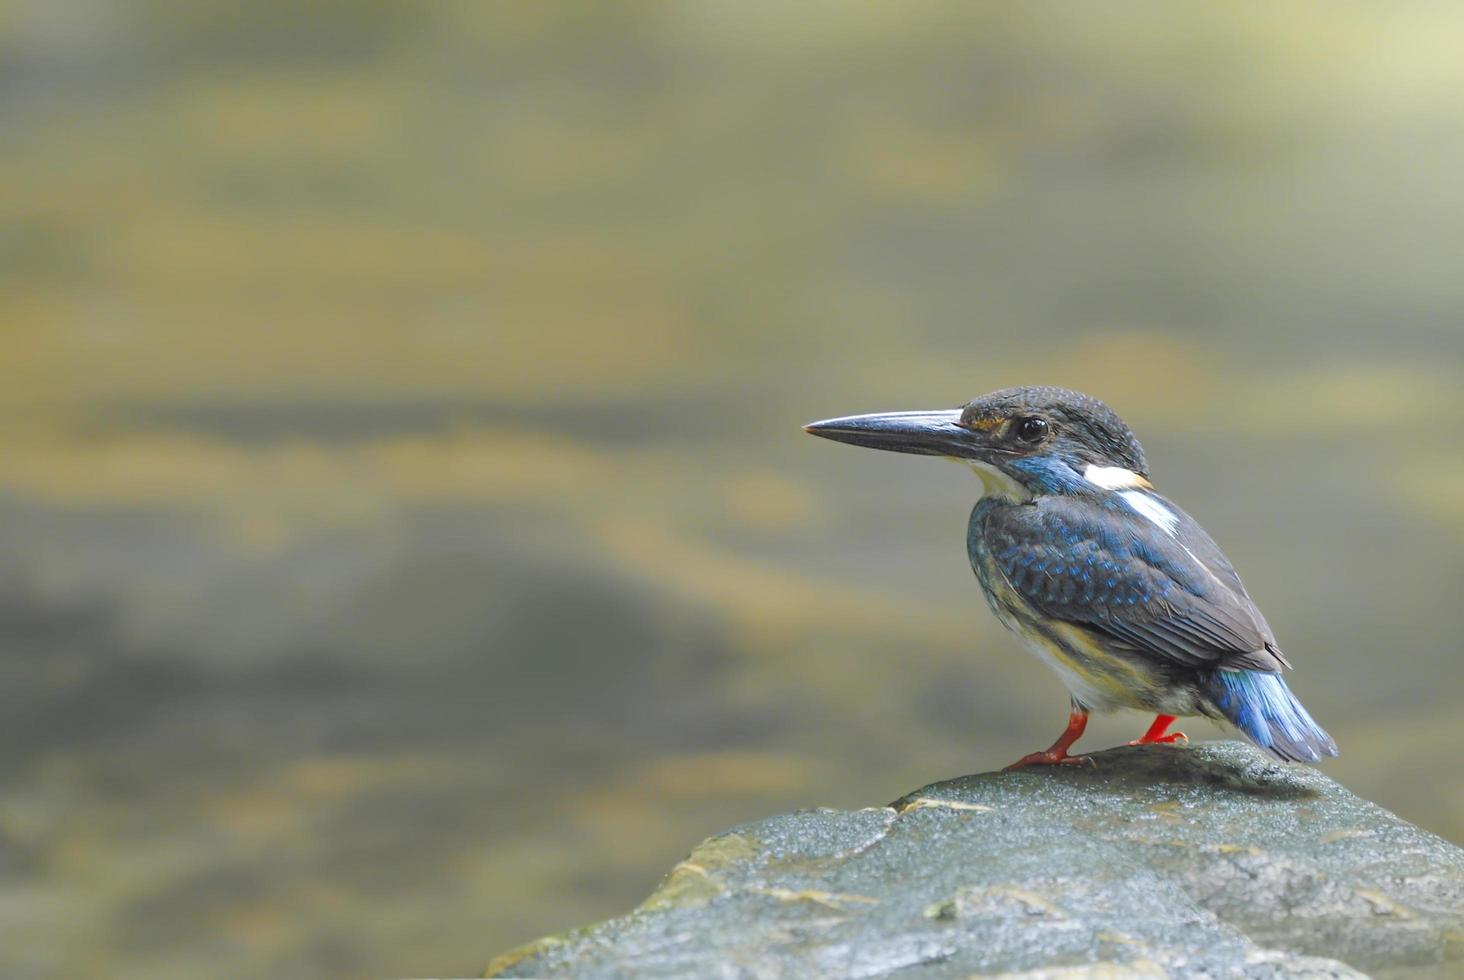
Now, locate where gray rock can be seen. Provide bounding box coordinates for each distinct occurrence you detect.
[486,742,1464,979]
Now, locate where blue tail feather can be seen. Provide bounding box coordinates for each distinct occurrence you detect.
[1206,669,1338,763]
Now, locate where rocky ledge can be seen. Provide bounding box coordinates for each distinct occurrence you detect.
[486,741,1464,978]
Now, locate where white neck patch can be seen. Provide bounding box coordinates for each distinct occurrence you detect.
[1082,464,1179,536]
[1082,464,1149,490]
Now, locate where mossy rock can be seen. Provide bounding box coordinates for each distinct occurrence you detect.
[488,742,1464,978]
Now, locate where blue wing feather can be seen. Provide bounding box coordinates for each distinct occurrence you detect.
[983,493,1285,673]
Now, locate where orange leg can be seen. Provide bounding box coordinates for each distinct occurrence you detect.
[1128,714,1188,746]
[1005,708,1094,770]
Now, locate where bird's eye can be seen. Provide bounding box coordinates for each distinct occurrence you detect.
[1014,417,1048,443]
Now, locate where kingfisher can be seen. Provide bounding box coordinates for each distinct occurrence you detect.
[804,385,1337,768]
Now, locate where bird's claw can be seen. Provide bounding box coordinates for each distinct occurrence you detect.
[1004,752,1096,771]
[1128,731,1188,746]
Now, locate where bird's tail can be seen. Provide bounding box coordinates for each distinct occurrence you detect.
[1204,669,1338,763]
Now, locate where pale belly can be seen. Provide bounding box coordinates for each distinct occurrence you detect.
[986,595,1169,712]
[998,607,1128,711]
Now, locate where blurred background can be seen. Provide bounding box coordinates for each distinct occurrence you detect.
[3,2,1463,977]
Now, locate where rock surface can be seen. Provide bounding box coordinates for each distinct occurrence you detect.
[486,742,1464,978]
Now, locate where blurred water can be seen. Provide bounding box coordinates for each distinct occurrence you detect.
[2,4,1463,978]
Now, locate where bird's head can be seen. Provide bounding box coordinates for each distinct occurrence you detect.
[804,386,1149,499]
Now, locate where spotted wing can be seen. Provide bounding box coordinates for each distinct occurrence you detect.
[982,493,1285,672]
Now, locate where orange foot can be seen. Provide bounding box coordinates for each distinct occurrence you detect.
[1006,708,1094,771]
[1127,731,1188,746]
[1128,714,1188,746]
[1004,751,1095,770]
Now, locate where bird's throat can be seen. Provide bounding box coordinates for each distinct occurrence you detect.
[956,458,1032,502]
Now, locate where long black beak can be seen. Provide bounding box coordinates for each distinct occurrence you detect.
[803,409,990,458]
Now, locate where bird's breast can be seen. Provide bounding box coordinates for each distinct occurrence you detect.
[966,500,1195,714]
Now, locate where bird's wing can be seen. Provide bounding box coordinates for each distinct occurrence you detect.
[983,493,1285,672]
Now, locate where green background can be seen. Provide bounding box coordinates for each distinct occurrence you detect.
[3,3,1462,977]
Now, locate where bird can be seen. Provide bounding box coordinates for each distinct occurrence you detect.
[803,385,1337,768]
